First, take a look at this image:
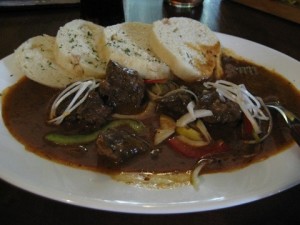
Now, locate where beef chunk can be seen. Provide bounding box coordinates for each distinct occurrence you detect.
[155,81,241,123]
[156,92,193,119]
[57,91,112,132]
[197,90,242,124]
[99,61,145,113]
[96,128,150,164]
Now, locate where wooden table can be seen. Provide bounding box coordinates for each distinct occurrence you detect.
[1,0,300,224]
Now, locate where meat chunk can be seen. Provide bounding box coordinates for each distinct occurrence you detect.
[156,92,193,119]
[99,61,146,113]
[57,91,112,132]
[96,128,150,164]
[197,89,242,123]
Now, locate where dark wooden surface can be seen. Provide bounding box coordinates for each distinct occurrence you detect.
[1,0,300,224]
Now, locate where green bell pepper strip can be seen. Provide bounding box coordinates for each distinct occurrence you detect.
[101,119,145,133]
[45,119,145,146]
[45,130,100,145]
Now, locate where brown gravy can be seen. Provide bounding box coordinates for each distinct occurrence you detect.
[2,56,300,176]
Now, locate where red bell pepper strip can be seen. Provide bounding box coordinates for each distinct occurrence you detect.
[243,114,253,136]
[167,137,229,158]
[242,114,260,141]
[143,79,167,84]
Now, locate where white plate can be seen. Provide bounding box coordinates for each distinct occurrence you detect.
[1,33,300,214]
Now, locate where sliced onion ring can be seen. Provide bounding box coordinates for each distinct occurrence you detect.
[112,101,156,120]
[48,79,99,125]
[176,109,213,127]
[190,159,213,190]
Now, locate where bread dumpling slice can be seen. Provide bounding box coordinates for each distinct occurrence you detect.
[150,17,223,81]
[14,35,80,88]
[102,22,170,80]
[55,19,107,78]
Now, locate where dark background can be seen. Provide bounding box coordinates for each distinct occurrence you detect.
[1,0,300,224]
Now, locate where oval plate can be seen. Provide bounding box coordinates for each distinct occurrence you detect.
[0,33,300,214]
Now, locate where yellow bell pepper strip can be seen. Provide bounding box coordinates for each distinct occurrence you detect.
[160,114,176,129]
[45,119,145,145]
[176,127,202,141]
